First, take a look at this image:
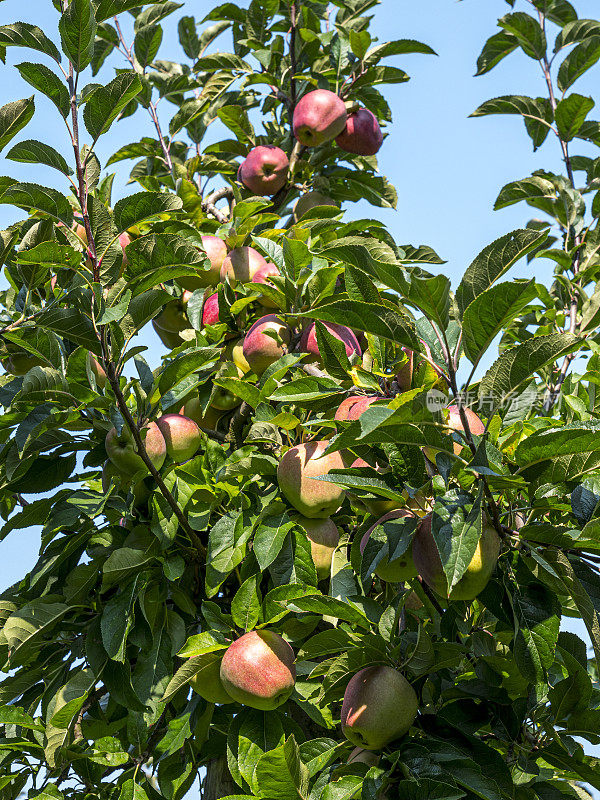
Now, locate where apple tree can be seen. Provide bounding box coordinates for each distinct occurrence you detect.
[0,1,600,799]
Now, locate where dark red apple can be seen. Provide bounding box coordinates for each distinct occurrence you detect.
[238,145,289,195]
[336,108,383,156]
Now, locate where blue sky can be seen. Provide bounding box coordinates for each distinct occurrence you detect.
[1,0,599,776]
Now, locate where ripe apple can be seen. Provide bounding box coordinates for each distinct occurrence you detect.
[220,246,268,284]
[293,89,348,147]
[335,395,380,421]
[238,145,289,195]
[336,108,383,156]
[251,262,281,309]
[360,510,418,582]
[219,630,296,710]
[277,440,346,518]
[88,354,106,389]
[243,314,291,375]
[299,322,361,362]
[119,232,131,266]
[293,515,340,580]
[102,460,151,508]
[179,235,227,291]
[105,421,167,475]
[156,414,201,463]
[189,653,233,704]
[293,191,338,221]
[202,293,221,327]
[412,513,500,601]
[182,397,223,431]
[341,665,418,750]
[423,404,485,464]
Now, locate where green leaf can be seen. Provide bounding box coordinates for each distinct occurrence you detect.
[304,300,419,352]
[0,97,35,152]
[113,191,182,233]
[16,242,81,270]
[555,19,600,51]
[231,575,261,631]
[557,37,600,92]
[125,233,209,292]
[178,16,200,59]
[365,38,436,63]
[475,31,518,75]
[101,579,138,661]
[177,630,230,657]
[462,279,537,364]
[0,704,42,730]
[48,668,95,728]
[314,321,351,381]
[555,93,595,141]
[431,490,484,591]
[515,421,600,466]
[102,548,153,587]
[494,175,556,210]
[0,182,73,226]
[253,513,296,571]
[134,24,163,68]
[15,63,70,118]
[37,307,100,354]
[471,94,553,123]
[59,0,97,72]
[157,347,220,396]
[216,105,255,143]
[0,22,61,63]
[479,333,580,406]
[95,0,164,21]
[513,583,560,682]
[455,229,548,316]
[4,600,69,666]
[499,12,546,59]
[404,273,451,330]
[83,72,142,141]
[254,737,309,800]
[7,140,73,175]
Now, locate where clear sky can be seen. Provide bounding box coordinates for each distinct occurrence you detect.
[1,0,599,778]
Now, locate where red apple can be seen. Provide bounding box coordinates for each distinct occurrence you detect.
[293,89,348,147]
[238,145,289,196]
[299,322,361,362]
[220,246,269,284]
[335,395,380,421]
[336,108,383,156]
[202,293,221,326]
[179,235,227,291]
[156,414,201,463]
[219,630,296,710]
[251,262,280,308]
[242,314,291,375]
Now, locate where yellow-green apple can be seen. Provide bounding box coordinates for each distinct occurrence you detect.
[232,339,251,376]
[219,630,296,710]
[105,421,166,475]
[189,652,233,704]
[88,354,106,389]
[360,510,417,582]
[335,395,380,421]
[182,397,223,430]
[293,89,348,147]
[293,515,340,580]
[412,513,500,601]
[179,235,227,291]
[395,348,413,392]
[243,314,291,375]
[341,665,418,750]
[220,246,268,284]
[277,440,346,518]
[102,460,151,508]
[211,386,241,411]
[1,351,44,375]
[251,262,280,309]
[336,108,383,156]
[238,145,289,195]
[202,293,221,327]
[293,191,338,221]
[299,322,361,362]
[156,414,201,463]
[153,292,192,349]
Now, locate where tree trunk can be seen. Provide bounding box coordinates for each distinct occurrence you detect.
[203,755,237,800]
